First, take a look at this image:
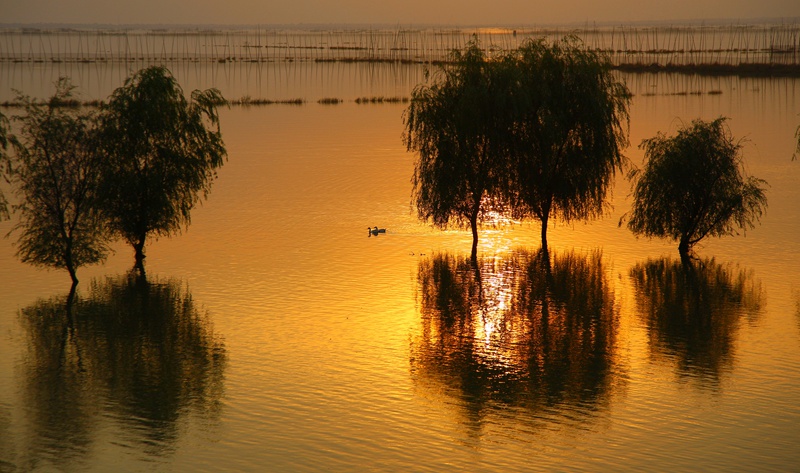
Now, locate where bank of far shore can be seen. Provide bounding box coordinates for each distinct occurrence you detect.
[613,62,800,77]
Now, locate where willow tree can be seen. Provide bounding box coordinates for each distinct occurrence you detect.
[626,117,768,256]
[97,66,226,272]
[403,39,513,259]
[4,80,109,285]
[507,37,631,248]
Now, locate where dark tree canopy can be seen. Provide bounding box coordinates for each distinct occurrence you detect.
[403,37,630,256]
[506,36,631,247]
[4,80,109,284]
[97,65,226,271]
[626,117,768,255]
[403,39,514,258]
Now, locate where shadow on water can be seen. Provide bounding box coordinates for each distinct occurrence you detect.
[13,271,227,471]
[630,257,763,388]
[411,248,622,437]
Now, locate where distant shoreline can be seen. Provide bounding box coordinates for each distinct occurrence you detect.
[3,56,797,78]
[0,88,745,110]
[613,62,800,77]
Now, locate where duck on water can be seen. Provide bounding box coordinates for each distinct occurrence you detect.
[368,226,386,236]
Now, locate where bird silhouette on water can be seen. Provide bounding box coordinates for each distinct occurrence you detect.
[368,226,386,236]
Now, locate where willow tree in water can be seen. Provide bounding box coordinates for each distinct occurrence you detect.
[97,66,226,272]
[626,117,767,256]
[507,37,631,248]
[403,40,514,259]
[4,81,109,286]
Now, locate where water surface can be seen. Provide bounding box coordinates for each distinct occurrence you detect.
[1,51,799,472]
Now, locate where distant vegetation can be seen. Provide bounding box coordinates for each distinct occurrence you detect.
[229,96,304,106]
[1,96,412,108]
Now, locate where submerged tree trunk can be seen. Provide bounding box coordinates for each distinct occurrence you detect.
[539,199,552,250]
[64,243,79,286]
[678,236,691,257]
[133,236,147,276]
[66,264,78,286]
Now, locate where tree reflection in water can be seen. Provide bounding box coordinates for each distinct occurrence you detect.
[16,271,226,471]
[412,249,621,434]
[630,257,763,387]
[794,288,800,333]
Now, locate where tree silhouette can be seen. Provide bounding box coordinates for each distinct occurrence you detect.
[626,117,767,256]
[403,39,513,259]
[97,66,226,272]
[4,80,109,285]
[507,37,631,248]
[404,37,629,254]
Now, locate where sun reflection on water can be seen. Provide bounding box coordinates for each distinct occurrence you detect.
[412,248,623,436]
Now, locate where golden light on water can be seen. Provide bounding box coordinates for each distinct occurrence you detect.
[1,35,800,470]
[474,257,515,347]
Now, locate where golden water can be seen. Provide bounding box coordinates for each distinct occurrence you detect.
[1,61,799,471]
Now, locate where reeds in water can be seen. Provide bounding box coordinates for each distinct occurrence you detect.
[1,24,798,75]
[354,96,409,104]
[228,95,305,106]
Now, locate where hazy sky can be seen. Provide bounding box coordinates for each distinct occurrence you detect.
[1,0,797,26]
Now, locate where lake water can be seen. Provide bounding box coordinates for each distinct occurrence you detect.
[1,41,800,472]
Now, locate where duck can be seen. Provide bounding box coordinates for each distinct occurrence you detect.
[368,226,387,236]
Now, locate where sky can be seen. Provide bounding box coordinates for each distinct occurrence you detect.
[0,0,797,26]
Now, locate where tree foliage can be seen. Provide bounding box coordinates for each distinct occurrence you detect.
[403,37,630,256]
[4,79,109,284]
[97,65,226,270]
[626,117,768,255]
[506,37,631,247]
[403,39,513,258]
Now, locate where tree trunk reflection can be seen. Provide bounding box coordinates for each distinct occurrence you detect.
[412,249,621,435]
[630,257,763,387]
[17,272,226,470]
